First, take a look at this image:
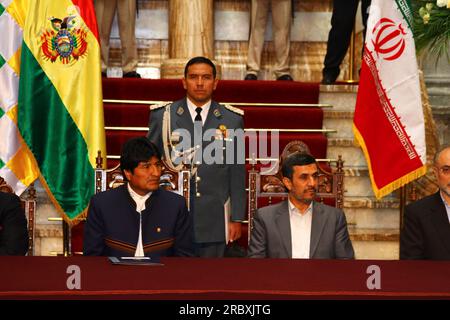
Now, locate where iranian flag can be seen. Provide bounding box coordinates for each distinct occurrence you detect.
[353,0,426,199]
[17,0,106,222]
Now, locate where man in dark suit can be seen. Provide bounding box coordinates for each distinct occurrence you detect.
[0,192,28,256]
[148,56,246,257]
[83,137,194,257]
[400,146,450,260]
[322,0,371,84]
[248,152,354,259]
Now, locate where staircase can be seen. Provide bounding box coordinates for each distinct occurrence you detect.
[320,84,400,259]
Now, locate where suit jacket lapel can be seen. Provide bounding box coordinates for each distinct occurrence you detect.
[310,202,329,257]
[430,192,450,255]
[275,201,292,258]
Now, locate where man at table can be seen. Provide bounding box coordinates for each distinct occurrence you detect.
[83,137,194,258]
[401,145,450,260]
[248,152,354,259]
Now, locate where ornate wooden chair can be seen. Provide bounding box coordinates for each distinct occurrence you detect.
[246,140,344,244]
[0,176,36,256]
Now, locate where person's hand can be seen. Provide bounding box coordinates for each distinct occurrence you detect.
[228,221,242,243]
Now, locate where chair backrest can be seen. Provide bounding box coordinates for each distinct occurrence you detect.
[93,151,192,205]
[247,140,344,244]
[0,176,36,256]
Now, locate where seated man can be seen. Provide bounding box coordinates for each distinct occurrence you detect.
[248,152,354,259]
[400,145,450,260]
[83,137,194,257]
[0,192,29,256]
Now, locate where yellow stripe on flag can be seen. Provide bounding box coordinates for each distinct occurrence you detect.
[6,0,28,29]
[6,141,40,186]
[7,47,21,75]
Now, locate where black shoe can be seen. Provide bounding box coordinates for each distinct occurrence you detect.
[321,69,339,84]
[321,74,337,84]
[123,71,141,78]
[276,74,293,81]
[244,74,257,80]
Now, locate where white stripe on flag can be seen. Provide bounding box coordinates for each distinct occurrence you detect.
[0,64,19,111]
[0,114,20,160]
[0,8,22,59]
[0,1,14,8]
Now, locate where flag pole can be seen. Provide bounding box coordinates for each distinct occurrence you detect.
[345,23,358,83]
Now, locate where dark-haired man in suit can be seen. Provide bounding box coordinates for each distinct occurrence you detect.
[248,152,354,259]
[401,146,450,260]
[83,137,194,257]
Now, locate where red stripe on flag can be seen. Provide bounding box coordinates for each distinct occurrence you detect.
[354,51,423,191]
[72,0,99,41]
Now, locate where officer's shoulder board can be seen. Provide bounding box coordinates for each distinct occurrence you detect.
[223,104,244,116]
[149,101,172,111]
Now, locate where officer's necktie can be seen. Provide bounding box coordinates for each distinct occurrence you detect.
[194,107,202,123]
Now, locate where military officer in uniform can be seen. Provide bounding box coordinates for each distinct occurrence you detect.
[147,56,246,257]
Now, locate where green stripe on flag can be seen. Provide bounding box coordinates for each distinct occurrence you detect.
[18,44,94,219]
[0,158,4,168]
[0,4,5,16]
[0,53,5,69]
[395,0,413,31]
[0,106,4,118]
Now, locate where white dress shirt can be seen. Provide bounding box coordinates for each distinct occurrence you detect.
[186,98,211,126]
[127,184,152,257]
[288,199,313,259]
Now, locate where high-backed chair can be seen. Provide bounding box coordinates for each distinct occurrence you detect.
[0,176,36,256]
[246,140,344,244]
[67,152,192,255]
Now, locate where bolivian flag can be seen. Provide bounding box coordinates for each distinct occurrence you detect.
[18,0,106,222]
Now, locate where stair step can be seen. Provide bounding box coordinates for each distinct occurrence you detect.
[343,166,369,177]
[319,84,358,111]
[104,103,326,129]
[323,110,355,139]
[349,228,399,242]
[344,196,399,209]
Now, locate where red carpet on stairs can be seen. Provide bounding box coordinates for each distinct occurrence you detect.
[102,78,326,162]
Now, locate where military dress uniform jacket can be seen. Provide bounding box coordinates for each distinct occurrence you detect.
[83,185,194,257]
[147,98,246,244]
